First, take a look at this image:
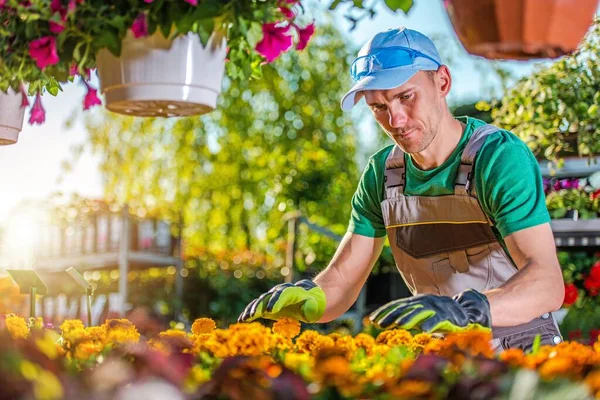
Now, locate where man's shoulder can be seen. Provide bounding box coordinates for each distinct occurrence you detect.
[476,125,533,161]
[366,144,396,172]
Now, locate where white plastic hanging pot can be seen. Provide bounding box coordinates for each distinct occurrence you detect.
[0,88,26,145]
[96,30,227,117]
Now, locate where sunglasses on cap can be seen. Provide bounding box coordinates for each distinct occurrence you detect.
[350,46,441,82]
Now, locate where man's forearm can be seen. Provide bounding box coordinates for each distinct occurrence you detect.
[485,260,565,327]
[313,265,361,323]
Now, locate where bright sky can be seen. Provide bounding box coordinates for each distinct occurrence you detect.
[0,1,597,223]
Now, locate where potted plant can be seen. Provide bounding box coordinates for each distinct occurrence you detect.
[488,18,600,161]
[443,0,600,59]
[0,87,27,145]
[0,0,315,121]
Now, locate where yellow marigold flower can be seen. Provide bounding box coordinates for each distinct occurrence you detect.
[103,319,140,344]
[160,329,189,339]
[354,333,375,351]
[6,314,29,339]
[272,318,301,339]
[412,333,433,351]
[74,340,103,361]
[270,333,293,352]
[283,352,313,373]
[34,369,64,400]
[191,318,216,335]
[390,380,432,398]
[376,329,412,346]
[31,316,44,330]
[60,319,85,334]
[327,332,342,343]
[35,331,63,360]
[334,335,357,357]
[295,330,335,355]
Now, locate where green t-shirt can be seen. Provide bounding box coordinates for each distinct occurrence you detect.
[348,117,550,243]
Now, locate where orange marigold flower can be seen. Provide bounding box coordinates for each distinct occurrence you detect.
[272,318,300,339]
[191,318,216,335]
[5,314,29,339]
[376,329,412,346]
[538,357,577,380]
[103,319,140,344]
[295,330,335,355]
[499,348,526,367]
[584,370,600,397]
[412,333,433,351]
[390,380,432,398]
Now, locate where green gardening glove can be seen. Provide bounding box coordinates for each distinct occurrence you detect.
[369,289,491,333]
[237,279,326,323]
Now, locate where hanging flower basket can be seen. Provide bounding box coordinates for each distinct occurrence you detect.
[0,0,315,123]
[443,0,600,59]
[96,31,226,117]
[0,88,26,146]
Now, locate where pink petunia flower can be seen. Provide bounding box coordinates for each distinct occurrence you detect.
[49,20,65,33]
[296,22,315,51]
[50,0,62,13]
[184,0,198,5]
[69,62,79,76]
[256,23,293,63]
[29,36,60,70]
[83,81,102,110]
[279,6,295,19]
[29,93,46,125]
[131,13,148,38]
[144,0,153,2]
[20,85,29,108]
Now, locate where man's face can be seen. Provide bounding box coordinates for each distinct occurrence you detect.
[363,70,444,154]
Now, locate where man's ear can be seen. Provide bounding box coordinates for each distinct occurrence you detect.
[436,65,452,98]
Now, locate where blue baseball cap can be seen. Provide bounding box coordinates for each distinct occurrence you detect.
[341,27,442,111]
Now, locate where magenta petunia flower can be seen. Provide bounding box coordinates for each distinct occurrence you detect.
[83,81,102,110]
[296,22,315,51]
[29,36,60,70]
[50,0,61,13]
[69,62,79,76]
[29,93,45,125]
[20,85,29,108]
[279,6,295,19]
[144,0,153,3]
[255,23,293,63]
[49,20,65,33]
[184,0,198,5]
[131,13,148,38]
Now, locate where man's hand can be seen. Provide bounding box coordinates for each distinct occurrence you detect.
[238,280,326,323]
[369,289,491,333]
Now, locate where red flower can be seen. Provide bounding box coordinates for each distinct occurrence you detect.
[296,22,315,51]
[83,81,102,110]
[590,261,600,281]
[131,13,148,38]
[20,85,29,108]
[568,329,582,340]
[29,93,45,125]
[584,276,600,296]
[563,283,579,306]
[29,36,60,70]
[592,189,600,200]
[590,329,600,344]
[256,23,293,62]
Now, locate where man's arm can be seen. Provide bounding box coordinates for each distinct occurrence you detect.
[485,223,565,327]
[314,232,385,322]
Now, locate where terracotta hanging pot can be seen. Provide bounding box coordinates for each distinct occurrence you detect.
[443,0,600,59]
[0,88,26,145]
[96,30,227,117]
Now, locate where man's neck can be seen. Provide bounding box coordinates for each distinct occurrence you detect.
[410,115,465,170]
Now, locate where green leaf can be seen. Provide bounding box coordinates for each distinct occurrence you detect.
[328,0,343,10]
[197,19,214,48]
[246,22,263,49]
[587,104,599,117]
[384,0,414,13]
[531,334,542,354]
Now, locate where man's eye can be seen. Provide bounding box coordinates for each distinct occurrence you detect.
[372,105,386,112]
[399,93,412,100]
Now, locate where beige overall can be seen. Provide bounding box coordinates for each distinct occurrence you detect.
[382,124,562,351]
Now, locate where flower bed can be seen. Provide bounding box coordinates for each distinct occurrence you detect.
[1,315,599,399]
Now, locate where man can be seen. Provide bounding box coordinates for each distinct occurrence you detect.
[238,27,565,350]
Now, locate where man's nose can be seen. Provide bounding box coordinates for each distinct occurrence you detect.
[388,106,408,129]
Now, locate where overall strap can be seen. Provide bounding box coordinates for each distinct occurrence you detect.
[384,146,406,198]
[454,124,500,197]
